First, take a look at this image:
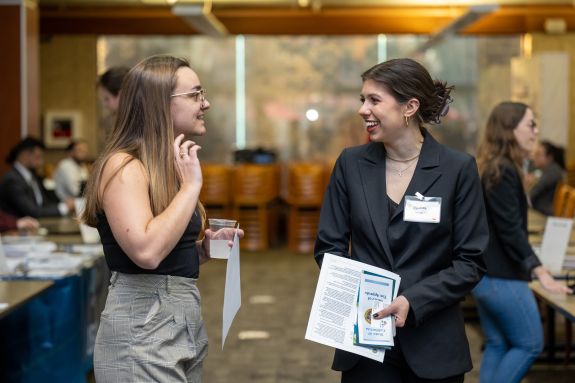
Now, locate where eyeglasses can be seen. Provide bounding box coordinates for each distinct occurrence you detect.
[170,88,207,104]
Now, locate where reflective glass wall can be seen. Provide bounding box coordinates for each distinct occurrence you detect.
[99,35,521,162]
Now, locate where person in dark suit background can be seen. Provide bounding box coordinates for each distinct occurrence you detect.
[528,140,566,216]
[0,137,74,218]
[314,58,489,382]
[473,102,571,383]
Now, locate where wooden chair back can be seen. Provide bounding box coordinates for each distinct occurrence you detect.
[285,162,325,207]
[199,164,231,206]
[232,164,279,205]
[562,187,575,218]
[553,183,570,217]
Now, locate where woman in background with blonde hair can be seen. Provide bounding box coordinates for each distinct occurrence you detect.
[82,55,242,382]
[473,101,571,383]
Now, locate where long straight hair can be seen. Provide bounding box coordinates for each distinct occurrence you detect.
[476,101,529,192]
[82,55,205,229]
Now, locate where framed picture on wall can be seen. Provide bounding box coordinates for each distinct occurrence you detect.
[43,110,83,149]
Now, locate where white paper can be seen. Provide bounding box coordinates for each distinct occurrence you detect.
[0,235,9,275]
[539,217,573,272]
[222,229,241,348]
[2,242,57,257]
[305,253,401,362]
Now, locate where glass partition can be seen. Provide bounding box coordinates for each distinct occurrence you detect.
[99,35,521,162]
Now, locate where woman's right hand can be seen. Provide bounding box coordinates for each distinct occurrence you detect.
[17,216,39,231]
[174,134,202,189]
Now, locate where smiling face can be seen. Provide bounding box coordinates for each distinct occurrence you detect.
[513,108,538,154]
[358,79,407,143]
[170,67,210,137]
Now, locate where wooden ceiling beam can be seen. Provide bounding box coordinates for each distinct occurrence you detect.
[39,4,575,36]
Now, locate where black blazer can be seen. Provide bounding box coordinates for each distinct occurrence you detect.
[483,161,541,280]
[314,130,488,379]
[0,167,61,218]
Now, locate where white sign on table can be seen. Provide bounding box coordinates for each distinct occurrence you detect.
[538,217,573,272]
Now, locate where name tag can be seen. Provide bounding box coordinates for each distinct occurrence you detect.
[403,194,442,223]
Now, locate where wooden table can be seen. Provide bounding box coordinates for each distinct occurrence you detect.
[528,209,547,234]
[530,283,575,363]
[38,217,81,235]
[0,280,54,319]
[531,283,575,322]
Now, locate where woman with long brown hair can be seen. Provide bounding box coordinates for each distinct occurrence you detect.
[473,101,571,383]
[82,55,242,382]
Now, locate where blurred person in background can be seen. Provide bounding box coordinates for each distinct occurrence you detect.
[97,66,130,114]
[527,140,566,216]
[54,140,90,201]
[473,102,572,383]
[98,66,130,147]
[0,137,74,218]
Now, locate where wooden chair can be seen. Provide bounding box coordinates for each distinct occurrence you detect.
[231,164,280,251]
[284,163,326,253]
[561,186,575,218]
[566,160,575,187]
[199,164,233,220]
[552,183,570,217]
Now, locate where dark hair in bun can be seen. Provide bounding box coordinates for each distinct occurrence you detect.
[361,58,454,124]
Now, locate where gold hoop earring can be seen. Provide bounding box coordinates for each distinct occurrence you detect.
[404,115,409,128]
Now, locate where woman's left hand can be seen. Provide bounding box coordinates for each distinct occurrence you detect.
[372,295,411,328]
[538,272,573,294]
[200,228,245,263]
[533,266,573,294]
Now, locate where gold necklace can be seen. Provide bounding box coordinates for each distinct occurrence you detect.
[385,152,420,163]
[387,160,417,177]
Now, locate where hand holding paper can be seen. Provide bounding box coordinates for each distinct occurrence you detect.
[372,295,410,328]
[355,272,396,348]
[305,253,401,362]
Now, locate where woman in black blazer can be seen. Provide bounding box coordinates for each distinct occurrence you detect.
[314,58,489,382]
[473,102,572,383]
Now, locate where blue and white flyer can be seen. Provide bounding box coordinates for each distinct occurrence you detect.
[355,271,396,348]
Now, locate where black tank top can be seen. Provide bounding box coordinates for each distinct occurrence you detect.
[96,209,201,278]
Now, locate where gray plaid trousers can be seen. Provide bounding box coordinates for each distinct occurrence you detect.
[94,272,208,382]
